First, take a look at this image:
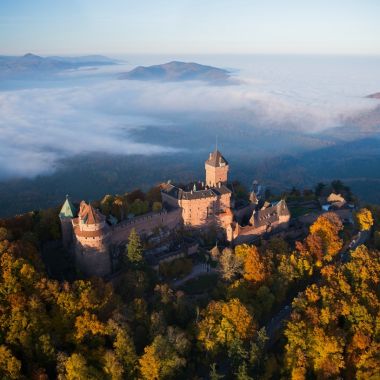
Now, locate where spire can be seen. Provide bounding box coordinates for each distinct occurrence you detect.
[59,195,76,219]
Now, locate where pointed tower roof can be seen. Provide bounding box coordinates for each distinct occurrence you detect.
[85,203,102,225]
[59,195,76,219]
[78,202,105,225]
[205,150,228,167]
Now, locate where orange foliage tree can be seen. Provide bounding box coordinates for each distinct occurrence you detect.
[308,212,343,262]
[235,244,268,284]
[284,246,380,379]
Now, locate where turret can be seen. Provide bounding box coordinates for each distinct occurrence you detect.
[59,195,76,248]
[71,201,111,277]
[205,150,229,187]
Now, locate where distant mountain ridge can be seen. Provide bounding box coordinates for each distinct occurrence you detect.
[366,92,380,99]
[0,53,117,78]
[119,61,231,83]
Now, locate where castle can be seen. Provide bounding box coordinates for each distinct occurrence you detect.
[60,149,290,277]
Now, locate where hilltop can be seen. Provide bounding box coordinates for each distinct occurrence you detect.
[0,53,117,78]
[366,92,380,99]
[119,61,231,83]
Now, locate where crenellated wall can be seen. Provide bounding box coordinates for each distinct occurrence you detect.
[110,208,182,245]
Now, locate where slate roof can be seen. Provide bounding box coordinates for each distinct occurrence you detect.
[162,183,231,200]
[253,206,280,228]
[251,199,290,228]
[205,150,228,167]
[211,185,232,196]
[182,189,217,200]
[59,195,76,219]
[161,184,184,199]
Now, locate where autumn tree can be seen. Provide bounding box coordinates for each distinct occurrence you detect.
[307,212,343,262]
[139,327,190,380]
[0,345,21,379]
[235,244,268,284]
[100,195,114,216]
[112,327,137,379]
[284,246,380,379]
[102,350,124,380]
[0,227,10,241]
[61,352,101,380]
[113,196,126,221]
[219,248,242,281]
[197,298,255,353]
[355,208,374,231]
[209,363,224,380]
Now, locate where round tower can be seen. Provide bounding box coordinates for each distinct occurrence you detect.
[72,201,111,277]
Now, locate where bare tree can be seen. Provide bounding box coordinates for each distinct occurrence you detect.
[219,248,242,281]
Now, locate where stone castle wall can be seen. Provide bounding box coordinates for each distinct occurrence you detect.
[110,208,182,246]
[179,192,231,227]
[232,216,290,245]
[180,196,217,227]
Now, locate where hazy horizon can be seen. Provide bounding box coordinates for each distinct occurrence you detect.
[2,0,380,55]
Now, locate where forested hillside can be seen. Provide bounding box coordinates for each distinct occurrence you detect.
[0,200,379,379]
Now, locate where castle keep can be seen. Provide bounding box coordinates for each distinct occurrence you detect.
[60,149,290,276]
[161,150,233,230]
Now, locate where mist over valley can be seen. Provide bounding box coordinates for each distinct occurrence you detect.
[1,53,380,216]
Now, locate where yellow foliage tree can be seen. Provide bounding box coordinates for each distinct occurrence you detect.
[285,246,380,379]
[0,345,21,380]
[75,311,106,341]
[139,343,161,380]
[197,298,255,353]
[235,244,267,284]
[139,330,189,380]
[309,213,343,260]
[355,208,374,231]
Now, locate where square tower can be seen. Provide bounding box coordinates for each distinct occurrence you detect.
[205,150,229,187]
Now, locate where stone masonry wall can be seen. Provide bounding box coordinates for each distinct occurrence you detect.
[110,208,182,246]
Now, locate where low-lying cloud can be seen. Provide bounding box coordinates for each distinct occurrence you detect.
[0,61,379,179]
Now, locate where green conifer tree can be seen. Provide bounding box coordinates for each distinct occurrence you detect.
[126,228,144,266]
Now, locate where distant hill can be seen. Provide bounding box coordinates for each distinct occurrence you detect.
[0,53,117,78]
[119,61,230,83]
[366,92,380,99]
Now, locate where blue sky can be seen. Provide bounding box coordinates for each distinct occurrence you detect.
[1,0,380,55]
